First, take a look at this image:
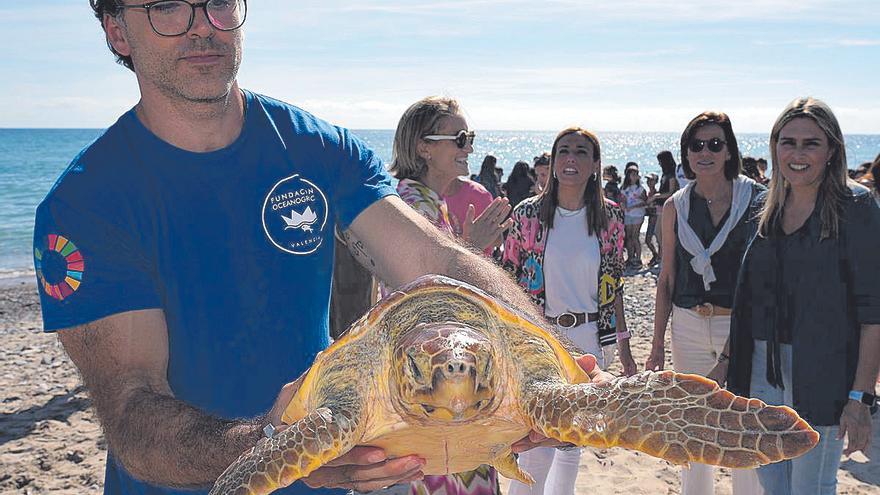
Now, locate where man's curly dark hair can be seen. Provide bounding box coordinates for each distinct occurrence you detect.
[89,0,135,71]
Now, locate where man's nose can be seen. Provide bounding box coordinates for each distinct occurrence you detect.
[188,5,215,37]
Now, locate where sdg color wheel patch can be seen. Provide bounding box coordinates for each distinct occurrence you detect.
[35,234,84,301]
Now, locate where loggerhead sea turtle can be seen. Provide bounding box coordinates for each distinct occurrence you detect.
[211,275,819,495]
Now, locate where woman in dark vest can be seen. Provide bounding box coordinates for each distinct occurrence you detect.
[645,111,764,495]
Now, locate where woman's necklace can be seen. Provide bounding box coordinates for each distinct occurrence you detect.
[558,207,584,217]
[697,184,730,206]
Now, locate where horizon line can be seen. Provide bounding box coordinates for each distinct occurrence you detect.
[4,127,880,136]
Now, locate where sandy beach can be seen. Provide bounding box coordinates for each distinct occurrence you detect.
[1,272,877,494]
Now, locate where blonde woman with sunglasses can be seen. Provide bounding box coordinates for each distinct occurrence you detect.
[380,96,513,495]
[387,97,511,257]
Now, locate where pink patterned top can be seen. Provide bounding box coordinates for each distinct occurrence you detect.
[443,178,495,256]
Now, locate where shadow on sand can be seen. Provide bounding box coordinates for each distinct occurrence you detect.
[838,412,880,486]
[0,385,90,446]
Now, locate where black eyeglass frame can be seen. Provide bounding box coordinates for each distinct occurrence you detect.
[116,0,248,37]
[688,137,727,153]
[422,130,477,149]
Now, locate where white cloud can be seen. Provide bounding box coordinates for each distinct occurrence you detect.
[284,0,876,23]
[838,39,880,46]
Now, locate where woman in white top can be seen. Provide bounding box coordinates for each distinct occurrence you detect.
[503,127,637,495]
[621,165,647,268]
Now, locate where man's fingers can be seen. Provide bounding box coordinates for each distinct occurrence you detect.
[510,431,567,453]
[344,465,425,493]
[268,373,307,425]
[303,454,425,490]
[323,446,387,467]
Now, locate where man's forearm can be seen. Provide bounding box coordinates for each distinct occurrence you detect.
[437,240,544,322]
[99,386,262,488]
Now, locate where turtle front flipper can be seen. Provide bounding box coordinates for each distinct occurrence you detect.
[210,408,362,495]
[521,371,819,469]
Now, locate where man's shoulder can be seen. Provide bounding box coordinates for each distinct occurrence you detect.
[248,91,346,143]
[40,116,134,209]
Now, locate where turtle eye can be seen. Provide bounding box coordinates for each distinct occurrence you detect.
[421,404,435,414]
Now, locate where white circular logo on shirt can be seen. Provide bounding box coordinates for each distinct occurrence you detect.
[262,175,328,255]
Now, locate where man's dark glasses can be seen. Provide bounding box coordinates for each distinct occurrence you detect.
[688,137,726,153]
[118,0,247,37]
[423,130,476,149]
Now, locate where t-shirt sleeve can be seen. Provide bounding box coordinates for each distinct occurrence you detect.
[846,194,880,324]
[326,128,397,230]
[34,196,160,332]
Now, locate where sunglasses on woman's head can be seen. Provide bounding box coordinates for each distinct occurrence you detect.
[688,137,726,153]
[423,130,476,149]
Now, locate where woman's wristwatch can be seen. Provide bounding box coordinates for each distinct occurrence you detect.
[849,390,879,414]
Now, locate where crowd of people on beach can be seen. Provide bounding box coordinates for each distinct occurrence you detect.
[463,148,783,272]
[29,3,880,495]
[377,98,880,495]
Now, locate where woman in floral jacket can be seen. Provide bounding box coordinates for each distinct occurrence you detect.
[503,127,637,495]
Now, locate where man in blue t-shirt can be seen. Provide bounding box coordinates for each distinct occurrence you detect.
[34,2,600,495]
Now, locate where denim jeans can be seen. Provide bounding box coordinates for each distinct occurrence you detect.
[750,340,845,495]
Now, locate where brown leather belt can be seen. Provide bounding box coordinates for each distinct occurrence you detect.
[689,303,732,317]
[548,311,599,328]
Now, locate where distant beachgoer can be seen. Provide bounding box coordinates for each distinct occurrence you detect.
[653,150,681,263]
[676,161,692,188]
[621,164,647,268]
[602,165,624,205]
[504,160,535,209]
[871,153,880,207]
[504,127,637,495]
[742,156,761,182]
[725,97,880,495]
[852,161,872,183]
[644,173,660,266]
[755,158,770,185]
[476,155,503,198]
[645,111,764,495]
[533,152,551,195]
[387,95,516,495]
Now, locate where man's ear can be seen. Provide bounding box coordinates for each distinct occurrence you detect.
[104,13,132,57]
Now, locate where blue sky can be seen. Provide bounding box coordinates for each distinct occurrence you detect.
[1,0,878,132]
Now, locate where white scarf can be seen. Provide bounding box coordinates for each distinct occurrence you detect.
[672,176,755,290]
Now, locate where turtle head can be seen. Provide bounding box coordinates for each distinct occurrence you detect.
[393,322,500,423]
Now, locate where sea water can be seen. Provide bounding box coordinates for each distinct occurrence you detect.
[2,128,878,275]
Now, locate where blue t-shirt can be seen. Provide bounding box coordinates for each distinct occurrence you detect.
[33,90,396,495]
